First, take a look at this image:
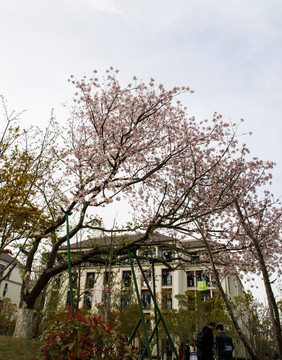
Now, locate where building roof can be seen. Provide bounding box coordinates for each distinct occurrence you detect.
[68,233,169,249]
[0,252,22,267]
[66,233,205,251]
[0,252,15,263]
[181,239,206,249]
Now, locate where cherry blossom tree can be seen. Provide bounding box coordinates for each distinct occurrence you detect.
[129,128,281,359]
[231,195,282,357]
[216,158,282,359]
[167,155,282,359]
[11,68,280,351]
[13,68,219,338]
[13,69,247,338]
[233,293,278,358]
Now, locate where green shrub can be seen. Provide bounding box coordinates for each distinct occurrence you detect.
[35,307,139,360]
[0,298,16,335]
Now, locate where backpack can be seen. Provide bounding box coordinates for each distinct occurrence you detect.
[222,337,234,357]
[196,331,205,349]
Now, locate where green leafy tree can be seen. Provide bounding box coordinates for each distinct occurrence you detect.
[232,293,277,359]
[0,97,57,290]
[0,297,17,335]
[163,291,233,344]
[96,279,140,340]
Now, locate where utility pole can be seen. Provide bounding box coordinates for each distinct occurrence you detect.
[61,207,74,314]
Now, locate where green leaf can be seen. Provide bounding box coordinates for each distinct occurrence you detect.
[68,342,76,351]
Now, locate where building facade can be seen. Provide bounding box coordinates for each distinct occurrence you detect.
[0,252,22,307]
[61,235,244,313]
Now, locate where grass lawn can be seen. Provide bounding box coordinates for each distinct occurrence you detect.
[0,335,43,359]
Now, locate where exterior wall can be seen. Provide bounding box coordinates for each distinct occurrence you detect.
[221,274,244,299]
[60,246,244,313]
[58,241,246,359]
[0,259,22,307]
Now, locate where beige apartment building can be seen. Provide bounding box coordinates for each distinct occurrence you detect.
[62,234,244,312]
[0,252,22,307]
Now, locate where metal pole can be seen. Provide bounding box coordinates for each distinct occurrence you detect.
[140,316,161,359]
[128,318,142,344]
[152,261,160,359]
[134,252,179,360]
[61,208,74,314]
[128,248,152,359]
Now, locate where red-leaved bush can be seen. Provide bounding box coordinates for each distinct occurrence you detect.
[33,307,139,360]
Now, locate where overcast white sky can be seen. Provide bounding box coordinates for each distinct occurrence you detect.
[1,0,281,300]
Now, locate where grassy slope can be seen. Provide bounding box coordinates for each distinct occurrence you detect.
[0,335,43,360]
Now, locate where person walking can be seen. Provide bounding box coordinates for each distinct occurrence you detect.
[196,322,215,360]
[215,323,234,360]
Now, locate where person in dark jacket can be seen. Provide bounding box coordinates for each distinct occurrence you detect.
[184,340,190,360]
[215,323,234,360]
[197,322,215,360]
[179,340,190,360]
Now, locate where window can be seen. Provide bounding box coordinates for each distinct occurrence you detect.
[65,291,78,308]
[122,271,132,287]
[0,264,4,277]
[2,283,8,297]
[162,288,172,309]
[190,252,200,263]
[121,289,132,309]
[85,272,95,288]
[83,291,92,309]
[142,249,156,264]
[0,264,8,279]
[66,291,71,306]
[71,273,78,289]
[162,269,172,286]
[102,285,111,303]
[196,271,211,286]
[196,270,209,281]
[187,272,195,287]
[118,254,130,265]
[141,290,151,310]
[201,271,210,283]
[102,271,113,302]
[162,250,172,260]
[142,269,152,287]
[103,271,113,285]
[88,261,97,267]
[201,290,211,301]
